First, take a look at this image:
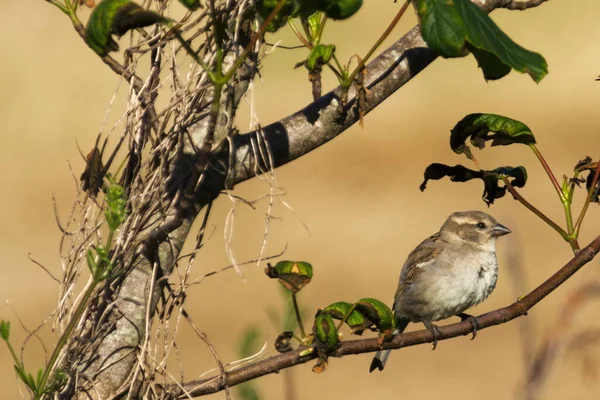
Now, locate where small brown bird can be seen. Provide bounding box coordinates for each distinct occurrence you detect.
[370,211,511,372]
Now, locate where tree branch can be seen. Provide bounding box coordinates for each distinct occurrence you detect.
[501,0,549,10]
[225,0,542,187]
[171,235,600,398]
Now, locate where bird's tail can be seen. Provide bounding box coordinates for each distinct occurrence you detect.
[369,318,409,372]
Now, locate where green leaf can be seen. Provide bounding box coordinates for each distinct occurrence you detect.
[414,0,547,82]
[25,371,37,391]
[0,320,10,341]
[256,0,299,33]
[311,311,340,373]
[306,10,322,40]
[265,261,313,293]
[306,44,335,72]
[95,245,114,280]
[354,298,394,334]
[86,249,97,276]
[312,312,339,350]
[105,181,128,231]
[450,113,536,161]
[36,368,44,390]
[322,301,371,335]
[85,0,167,56]
[177,0,201,11]
[318,0,363,20]
[420,163,528,205]
[14,365,34,391]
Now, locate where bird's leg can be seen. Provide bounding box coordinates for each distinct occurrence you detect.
[456,313,478,340]
[420,319,442,350]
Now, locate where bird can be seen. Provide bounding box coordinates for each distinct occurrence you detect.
[369,211,511,372]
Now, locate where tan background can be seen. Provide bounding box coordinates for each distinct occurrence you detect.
[2,0,600,399]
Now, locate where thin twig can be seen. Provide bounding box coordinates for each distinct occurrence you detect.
[346,0,410,86]
[502,177,570,241]
[27,253,61,284]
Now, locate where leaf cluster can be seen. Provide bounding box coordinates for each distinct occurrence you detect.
[266,261,394,373]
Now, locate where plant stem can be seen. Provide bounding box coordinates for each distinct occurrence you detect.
[47,0,69,14]
[502,177,570,242]
[574,159,600,236]
[315,14,328,44]
[563,197,575,235]
[288,20,311,48]
[5,341,24,375]
[345,0,410,87]
[169,26,215,80]
[291,294,306,338]
[287,20,343,79]
[38,223,117,392]
[221,0,286,83]
[529,144,577,243]
[529,144,565,202]
[37,279,98,393]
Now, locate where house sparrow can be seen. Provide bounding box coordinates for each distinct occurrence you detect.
[369,211,511,372]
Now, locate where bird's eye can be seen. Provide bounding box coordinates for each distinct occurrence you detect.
[475,222,486,229]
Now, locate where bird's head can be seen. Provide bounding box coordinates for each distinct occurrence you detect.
[440,211,511,251]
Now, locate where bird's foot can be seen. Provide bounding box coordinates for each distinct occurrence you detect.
[421,319,442,350]
[456,313,478,340]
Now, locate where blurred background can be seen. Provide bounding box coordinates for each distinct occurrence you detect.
[2,0,600,399]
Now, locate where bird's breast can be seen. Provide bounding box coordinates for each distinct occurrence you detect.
[397,251,499,322]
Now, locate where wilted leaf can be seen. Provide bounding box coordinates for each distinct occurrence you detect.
[80,147,105,197]
[312,359,327,373]
[111,2,166,36]
[450,113,536,161]
[79,0,97,7]
[574,156,600,203]
[85,0,167,56]
[265,261,313,293]
[177,0,201,11]
[274,331,294,353]
[420,163,528,205]
[354,298,394,332]
[413,0,547,82]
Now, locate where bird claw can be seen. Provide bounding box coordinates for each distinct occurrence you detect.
[457,313,478,340]
[421,319,442,350]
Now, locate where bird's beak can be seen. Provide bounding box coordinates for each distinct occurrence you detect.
[491,223,511,237]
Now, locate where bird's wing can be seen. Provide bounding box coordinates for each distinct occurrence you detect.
[394,232,443,300]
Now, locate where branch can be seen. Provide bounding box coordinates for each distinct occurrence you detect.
[172,235,600,398]
[501,0,549,10]
[225,0,534,187]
